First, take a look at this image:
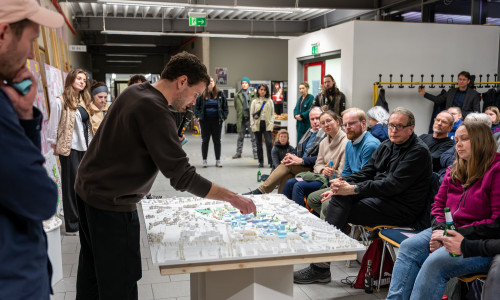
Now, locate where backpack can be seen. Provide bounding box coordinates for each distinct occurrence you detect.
[354,238,394,289]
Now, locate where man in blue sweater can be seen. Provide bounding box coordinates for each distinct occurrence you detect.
[0,1,62,299]
[307,108,380,219]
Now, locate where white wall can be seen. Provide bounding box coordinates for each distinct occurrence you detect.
[288,20,500,143]
[288,22,355,145]
[351,21,499,134]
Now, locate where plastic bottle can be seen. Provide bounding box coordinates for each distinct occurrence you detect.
[257,169,262,182]
[443,207,461,257]
[365,259,374,293]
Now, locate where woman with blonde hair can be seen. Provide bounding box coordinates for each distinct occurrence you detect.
[47,69,93,234]
[387,122,500,300]
[485,106,500,133]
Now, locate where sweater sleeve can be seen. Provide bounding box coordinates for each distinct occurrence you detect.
[431,170,451,224]
[314,139,327,174]
[0,94,58,221]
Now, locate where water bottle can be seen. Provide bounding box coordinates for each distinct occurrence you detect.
[257,169,262,182]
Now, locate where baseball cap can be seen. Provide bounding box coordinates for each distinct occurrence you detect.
[0,0,64,28]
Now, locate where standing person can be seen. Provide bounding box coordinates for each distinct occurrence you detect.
[485,106,500,133]
[418,71,480,117]
[447,106,463,140]
[89,80,110,134]
[74,52,256,299]
[271,129,294,171]
[47,69,93,235]
[387,122,500,300]
[312,74,346,115]
[194,76,228,168]
[294,82,314,143]
[0,1,62,298]
[366,105,390,142]
[233,77,257,159]
[127,74,147,86]
[250,84,275,168]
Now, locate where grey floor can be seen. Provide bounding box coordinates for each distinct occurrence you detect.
[51,132,388,300]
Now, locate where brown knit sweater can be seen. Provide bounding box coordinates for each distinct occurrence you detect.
[75,82,212,212]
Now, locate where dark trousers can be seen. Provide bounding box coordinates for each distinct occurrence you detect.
[200,119,222,160]
[59,149,85,232]
[282,178,323,207]
[254,120,273,165]
[76,195,141,300]
[325,195,416,232]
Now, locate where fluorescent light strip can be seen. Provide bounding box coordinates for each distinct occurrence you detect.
[103,42,157,47]
[106,60,142,63]
[101,30,294,39]
[97,0,299,13]
[105,54,148,57]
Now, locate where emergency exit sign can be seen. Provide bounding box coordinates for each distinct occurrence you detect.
[189,13,207,26]
[312,44,319,55]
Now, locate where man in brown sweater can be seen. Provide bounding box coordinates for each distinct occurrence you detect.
[75,52,256,300]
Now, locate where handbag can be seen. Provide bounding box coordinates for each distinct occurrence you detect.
[252,102,266,120]
[354,238,394,289]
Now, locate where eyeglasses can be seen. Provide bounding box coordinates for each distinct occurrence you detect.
[434,118,450,125]
[320,119,334,126]
[388,123,411,131]
[343,120,360,128]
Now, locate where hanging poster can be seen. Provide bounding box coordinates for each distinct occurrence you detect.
[215,67,228,85]
[27,59,51,154]
[44,64,64,109]
[44,150,63,216]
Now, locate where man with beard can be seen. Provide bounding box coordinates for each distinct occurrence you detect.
[306,108,380,219]
[0,1,63,298]
[312,74,346,115]
[75,52,256,299]
[419,111,454,172]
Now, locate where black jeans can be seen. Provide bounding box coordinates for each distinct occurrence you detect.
[254,120,273,165]
[59,149,85,232]
[200,119,222,160]
[76,195,141,300]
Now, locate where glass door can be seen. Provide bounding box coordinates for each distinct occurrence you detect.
[304,61,325,96]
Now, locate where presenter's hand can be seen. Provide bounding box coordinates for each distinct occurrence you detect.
[230,194,257,216]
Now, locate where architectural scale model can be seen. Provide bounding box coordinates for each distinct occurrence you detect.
[141,194,364,266]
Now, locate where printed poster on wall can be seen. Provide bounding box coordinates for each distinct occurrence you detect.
[215,67,228,85]
[44,64,64,110]
[27,59,51,154]
[44,150,63,216]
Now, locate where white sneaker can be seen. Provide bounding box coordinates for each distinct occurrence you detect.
[202,160,208,168]
[216,160,223,168]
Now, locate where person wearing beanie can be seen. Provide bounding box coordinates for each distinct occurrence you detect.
[0,0,63,298]
[233,77,258,159]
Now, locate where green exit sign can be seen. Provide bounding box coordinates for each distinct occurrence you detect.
[312,44,319,55]
[189,17,206,26]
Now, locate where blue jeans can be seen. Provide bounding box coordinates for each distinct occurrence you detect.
[387,228,493,300]
[281,178,323,207]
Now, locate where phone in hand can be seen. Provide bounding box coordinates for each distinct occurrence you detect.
[7,78,33,95]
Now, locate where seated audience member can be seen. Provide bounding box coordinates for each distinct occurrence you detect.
[294,107,432,284]
[447,106,463,140]
[438,113,492,181]
[418,71,479,117]
[271,129,294,171]
[387,122,500,300]
[282,111,347,207]
[366,106,389,142]
[307,108,380,219]
[419,111,454,172]
[485,106,500,133]
[127,74,147,86]
[245,107,326,194]
[90,81,110,134]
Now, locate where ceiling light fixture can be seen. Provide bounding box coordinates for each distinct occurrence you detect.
[105,54,148,57]
[101,30,295,39]
[103,42,157,47]
[106,60,142,63]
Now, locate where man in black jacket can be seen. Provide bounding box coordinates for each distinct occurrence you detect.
[294,107,432,284]
[418,71,480,117]
[312,74,346,115]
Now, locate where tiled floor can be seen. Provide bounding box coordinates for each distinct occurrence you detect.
[51,132,388,300]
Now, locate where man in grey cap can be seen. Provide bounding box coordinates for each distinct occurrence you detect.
[233,77,258,159]
[0,0,63,299]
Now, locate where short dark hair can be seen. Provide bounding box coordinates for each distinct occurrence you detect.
[9,19,33,39]
[256,84,270,98]
[390,107,416,127]
[160,51,210,86]
[458,71,471,80]
[127,74,148,86]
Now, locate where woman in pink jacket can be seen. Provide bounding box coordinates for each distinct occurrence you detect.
[387,122,500,300]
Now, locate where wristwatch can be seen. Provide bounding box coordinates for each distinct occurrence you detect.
[353,185,360,194]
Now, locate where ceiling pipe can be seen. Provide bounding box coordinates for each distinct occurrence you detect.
[51,0,77,35]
